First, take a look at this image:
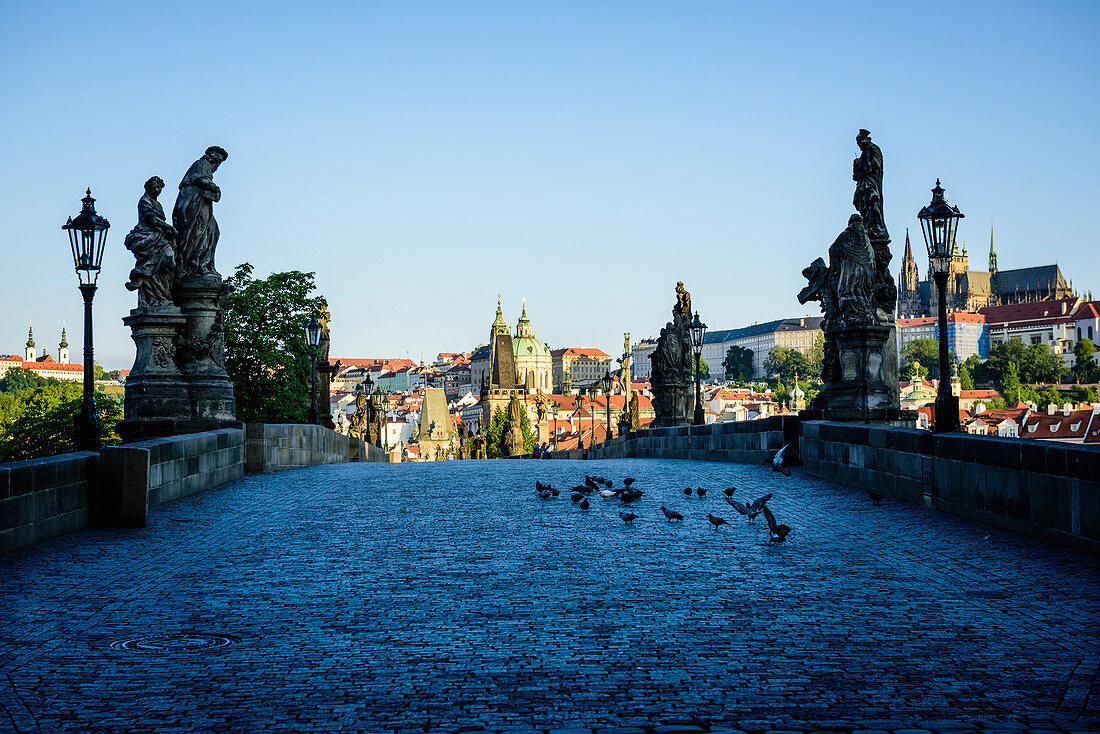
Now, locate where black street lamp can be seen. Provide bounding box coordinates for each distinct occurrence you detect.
[62,189,109,450]
[689,311,707,425]
[601,371,613,441]
[575,395,584,450]
[918,179,964,433]
[304,314,323,424]
[551,404,559,452]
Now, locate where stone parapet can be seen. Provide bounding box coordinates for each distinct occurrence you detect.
[0,451,98,555]
[244,424,380,473]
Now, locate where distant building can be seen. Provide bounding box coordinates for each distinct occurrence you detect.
[979,298,1100,367]
[700,317,823,379]
[0,323,83,382]
[551,347,611,393]
[896,225,1078,317]
[631,339,657,381]
[897,312,990,363]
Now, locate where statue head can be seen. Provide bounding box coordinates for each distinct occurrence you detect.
[848,213,864,228]
[204,146,229,169]
[857,129,871,144]
[144,176,165,196]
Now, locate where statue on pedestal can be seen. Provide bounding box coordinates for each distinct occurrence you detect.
[348,389,371,442]
[124,176,176,308]
[648,282,694,427]
[174,146,228,278]
[502,392,525,456]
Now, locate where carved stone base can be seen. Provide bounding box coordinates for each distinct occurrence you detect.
[650,380,693,428]
[806,326,897,422]
[174,274,236,422]
[118,418,244,444]
[121,307,190,426]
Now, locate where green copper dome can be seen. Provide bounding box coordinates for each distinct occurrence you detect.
[513,299,551,357]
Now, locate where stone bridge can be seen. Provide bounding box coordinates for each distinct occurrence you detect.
[2,458,1098,733]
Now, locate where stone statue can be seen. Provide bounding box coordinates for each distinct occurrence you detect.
[315,304,335,429]
[472,421,486,460]
[829,214,877,328]
[123,176,177,307]
[502,393,525,456]
[348,389,371,441]
[619,392,639,435]
[649,284,695,427]
[853,130,888,242]
[174,146,228,278]
[533,389,552,422]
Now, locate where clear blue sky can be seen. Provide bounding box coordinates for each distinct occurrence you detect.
[1,1,1097,369]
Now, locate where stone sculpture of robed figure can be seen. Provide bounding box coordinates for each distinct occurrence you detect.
[174,146,228,278]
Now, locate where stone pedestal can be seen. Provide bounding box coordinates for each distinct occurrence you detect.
[803,326,904,423]
[118,308,191,442]
[174,274,236,422]
[649,380,692,428]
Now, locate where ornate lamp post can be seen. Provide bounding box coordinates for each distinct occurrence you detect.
[551,404,559,452]
[304,314,323,424]
[381,394,390,452]
[574,395,584,450]
[62,189,110,450]
[601,371,613,442]
[918,179,964,433]
[689,311,707,425]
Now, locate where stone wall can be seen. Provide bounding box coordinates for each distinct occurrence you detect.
[800,420,1099,552]
[1,424,384,555]
[244,423,378,473]
[0,451,98,555]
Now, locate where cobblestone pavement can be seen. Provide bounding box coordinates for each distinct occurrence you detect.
[1,459,1099,734]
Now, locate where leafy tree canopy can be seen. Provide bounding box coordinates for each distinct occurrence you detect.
[762,347,808,385]
[0,367,59,394]
[223,263,328,424]
[1074,339,1098,383]
[722,346,753,382]
[0,383,121,461]
[958,363,974,391]
[690,357,710,381]
[901,338,941,380]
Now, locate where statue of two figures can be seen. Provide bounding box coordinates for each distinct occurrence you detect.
[124,146,228,307]
[119,147,236,440]
[798,130,900,419]
[648,281,695,427]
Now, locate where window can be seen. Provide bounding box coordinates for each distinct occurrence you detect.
[1031,336,1041,345]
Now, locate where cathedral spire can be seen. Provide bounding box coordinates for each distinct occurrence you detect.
[26,321,34,348]
[491,295,508,337]
[59,322,68,350]
[988,221,997,274]
[903,228,913,261]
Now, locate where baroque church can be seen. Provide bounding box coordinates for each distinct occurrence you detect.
[896,225,1076,317]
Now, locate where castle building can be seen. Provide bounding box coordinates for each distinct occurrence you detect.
[897,225,1076,317]
[470,299,552,396]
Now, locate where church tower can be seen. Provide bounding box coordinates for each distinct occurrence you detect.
[897,229,923,317]
[58,323,69,364]
[25,321,36,362]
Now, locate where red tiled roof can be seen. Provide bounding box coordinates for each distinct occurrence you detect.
[898,312,986,327]
[1021,408,1095,440]
[960,390,1000,400]
[979,298,1080,327]
[550,347,611,359]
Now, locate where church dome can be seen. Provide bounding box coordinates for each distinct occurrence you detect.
[513,299,551,357]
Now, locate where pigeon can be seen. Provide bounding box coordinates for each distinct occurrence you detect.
[623,478,636,487]
[696,487,707,499]
[599,489,615,499]
[619,511,638,524]
[661,506,684,522]
[536,486,554,500]
[572,484,593,495]
[535,480,549,492]
[620,489,644,505]
[749,493,772,512]
[707,513,728,530]
[571,493,584,503]
[684,487,693,496]
[772,444,792,476]
[580,498,590,511]
[551,487,559,497]
[762,505,791,542]
[868,489,884,505]
[605,480,613,488]
[726,497,750,516]
[723,487,736,497]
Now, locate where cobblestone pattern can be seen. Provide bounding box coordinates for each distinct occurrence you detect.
[1,459,1098,733]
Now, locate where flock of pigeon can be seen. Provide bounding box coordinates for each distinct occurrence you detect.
[532,444,795,543]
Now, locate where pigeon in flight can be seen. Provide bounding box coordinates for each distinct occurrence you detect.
[707,513,728,530]
[661,506,684,522]
[772,444,792,476]
[726,497,750,516]
[762,506,791,542]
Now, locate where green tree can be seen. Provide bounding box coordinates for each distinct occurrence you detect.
[0,367,58,393]
[1037,386,1063,410]
[901,338,941,379]
[0,384,121,461]
[518,409,537,453]
[963,354,988,386]
[223,263,328,424]
[900,360,928,381]
[762,347,808,385]
[958,362,974,391]
[1024,343,1066,384]
[722,346,754,382]
[486,406,507,459]
[1001,362,1023,405]
[806,335,824,379]
[1074,339,1097,383]
[690,357,710,381]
